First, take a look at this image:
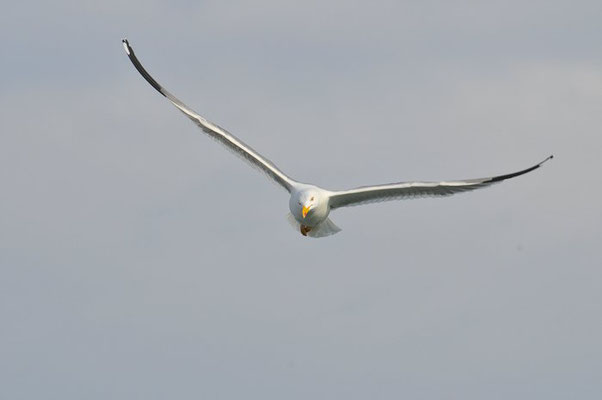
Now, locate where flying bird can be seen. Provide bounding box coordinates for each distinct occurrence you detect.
[122,39,552,238]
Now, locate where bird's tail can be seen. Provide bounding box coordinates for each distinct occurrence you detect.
[286,213,342,238]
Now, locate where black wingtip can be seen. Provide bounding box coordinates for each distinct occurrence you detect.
[540,154,554,165]
[487,155,553,183]
[121,39,166,97]
[121,38,131,55]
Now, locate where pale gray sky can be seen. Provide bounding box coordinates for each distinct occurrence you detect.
[1,1,601,399]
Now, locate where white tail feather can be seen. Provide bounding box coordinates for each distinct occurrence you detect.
[286,213,342,238]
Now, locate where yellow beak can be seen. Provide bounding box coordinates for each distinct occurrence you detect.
[302,205,310,218]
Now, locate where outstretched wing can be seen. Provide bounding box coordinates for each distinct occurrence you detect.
[329,156,553,209]
[122,39,295,192]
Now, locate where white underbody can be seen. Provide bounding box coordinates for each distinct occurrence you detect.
[287,185,342,238]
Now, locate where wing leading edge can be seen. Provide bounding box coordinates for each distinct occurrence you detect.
[329,155,553,209]
[122,39,295,192]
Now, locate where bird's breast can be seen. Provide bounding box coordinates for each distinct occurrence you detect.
[289,202,329,227]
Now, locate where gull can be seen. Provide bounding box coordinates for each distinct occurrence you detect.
[122,39,552,238]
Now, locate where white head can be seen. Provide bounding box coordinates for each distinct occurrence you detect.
[290,187,330,225]
[298,190,319,218]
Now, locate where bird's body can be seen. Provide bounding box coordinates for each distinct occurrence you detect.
[288,186,337,237]
[122,39,552,238]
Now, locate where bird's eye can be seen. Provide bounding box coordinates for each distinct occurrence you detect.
[310,196,314,201]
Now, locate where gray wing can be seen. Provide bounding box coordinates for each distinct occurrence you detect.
[329,156,553,209]
[122,39,295,193]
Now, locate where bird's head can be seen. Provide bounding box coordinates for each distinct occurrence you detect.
[298,191,319,219]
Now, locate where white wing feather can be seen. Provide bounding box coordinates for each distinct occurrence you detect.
[122,39,296,193]
[329,156,553,209]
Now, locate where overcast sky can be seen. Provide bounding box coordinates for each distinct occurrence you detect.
[1,1,601,399]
